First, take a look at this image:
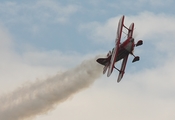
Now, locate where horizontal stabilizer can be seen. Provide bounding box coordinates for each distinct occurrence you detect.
[103,65,109,74]
[96,58,109,66]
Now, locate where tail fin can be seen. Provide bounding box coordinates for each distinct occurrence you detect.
[96,57,110,74]
[96,51,112,74]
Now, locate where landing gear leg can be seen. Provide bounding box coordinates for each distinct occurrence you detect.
[131,40,142,63]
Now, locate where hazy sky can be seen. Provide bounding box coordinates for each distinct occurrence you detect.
[0,0,175,120]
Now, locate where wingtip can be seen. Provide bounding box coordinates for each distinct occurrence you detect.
[117,79,121,83]
[117,75,123,83]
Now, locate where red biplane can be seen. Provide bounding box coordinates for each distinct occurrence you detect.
[96,15,143,82]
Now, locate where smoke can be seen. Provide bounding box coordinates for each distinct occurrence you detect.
[0,57,103,120]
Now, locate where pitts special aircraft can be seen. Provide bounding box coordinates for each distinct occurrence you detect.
[96,15,143,82]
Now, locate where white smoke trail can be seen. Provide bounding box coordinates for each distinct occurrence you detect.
[0,57,103,120]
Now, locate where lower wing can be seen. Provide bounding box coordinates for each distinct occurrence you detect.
[117,55,129,82]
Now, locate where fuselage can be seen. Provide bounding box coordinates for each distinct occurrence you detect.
[96,37,135,66]
[115,37,135,62]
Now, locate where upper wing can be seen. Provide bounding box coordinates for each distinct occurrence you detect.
[117,54,129,82]
[107,16,125,77]
[116,15,124,44]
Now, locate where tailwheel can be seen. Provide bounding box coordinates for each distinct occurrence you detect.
[132,56,140,63]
